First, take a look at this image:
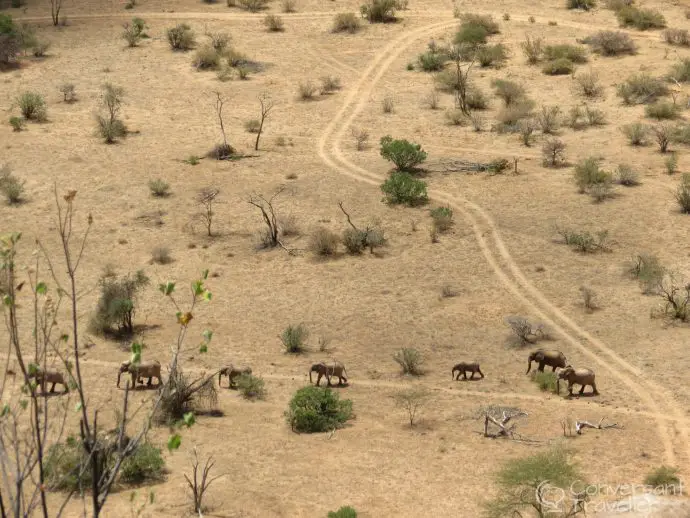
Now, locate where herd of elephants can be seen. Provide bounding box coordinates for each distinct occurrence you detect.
[28,348,599,397]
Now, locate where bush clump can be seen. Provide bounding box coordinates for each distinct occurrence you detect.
[167,23,195,51]
[380,172,428,206]
[379,135,427,171]
[676,173,690,213]
[645,101,679,120]
[0,166,24,204]
[328,507,358,518]
[532,371,558,393]
[616,6,666,30]
[192,45,220,69]
[360,0,397,23]
[235,373,266,400]
[616,74,668,104]
[89,270,149,336]
[616,164,640,186]
[120,443,165,484]
[621,122,648,145]
[286,386,353,433]
[237,0,270,11]
[264,14,284,32]
[16,91,46,121]
[491,79,526,106]
[585,30,637,56]
[668,58,690,83]
[628,253,664,293]
[644,466,681,489]
[332,13,361,33]
[542,58,574,75]
[280,323,308,353]
[308,227,340,256]
[0,14,21,66]
[567,0,595,9]
[155,369,218,425]
[417,49,446,71]
[393,347,424,375]
[476,43,508,68]
[543,44,588,63]
[663,28,690,47]
[573,157,613,194]
[430,206,453,232]
[521,35,543,64]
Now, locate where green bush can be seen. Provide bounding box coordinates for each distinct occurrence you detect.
[120,443,165,484]
[616,6,666,30]
[417,50,446,71]
[332,12,361,33]
[616,164,640,186]
[380,172,428,206]
[645,101,679,120]
[621,122,649,145]
[237,0,270,11]
[574,157,612,194]
[89,270,149,336]
[584,30,636,55]
[286,386,353,433]
[96,116,127,143]
[491,79,525,106]
[676,173,690,213]
[328,506,358,518]
[0,166,25,204]
[467,87,489,109]
[280,323,309,353]
[616,74,668,104]
[430,206,453,232]
[9,116,24,131]
[668,58,690,83]
[235,373,266,400]
[557,227,612,253]
[567,0,595,10]
[644,466,681,489]
[360,0,396,23]
[148,179,170,197]
[16,91,46,121]
[455,23,488,45]
[393,347,424,375]
[459,13,500,34]
[532,371,558,392]
[543,44,588,63]
[628,253,664,293]
[0,14,21,65]
[476,43,508,67]
[379,135,427,171]
[542,58,574,75]
[166,23,195,51]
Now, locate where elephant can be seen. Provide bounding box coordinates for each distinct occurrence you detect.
[557,366,599,396]
[526,349,568,374]
[117,360,162,389]
[309,361,347,387]
[29,368,68,394]
[452,362,484,380]
[218,365,252,389]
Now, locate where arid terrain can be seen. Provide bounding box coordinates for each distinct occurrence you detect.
[2,0,690,515]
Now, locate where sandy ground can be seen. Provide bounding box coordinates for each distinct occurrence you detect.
[2,0,690,515]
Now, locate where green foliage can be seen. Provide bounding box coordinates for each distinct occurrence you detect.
[280,323,308,353]
[543,44,588,63]
[393,347,424,375]
[332,12,361,33]
[235,373,266,400]
[97,83,127,144]
[286,386,353,433]
[0,14,21,65]
[417,50,446,71]
[542,58,574,75]
[644,466,681,489]
[328,506,358,518]
[616,74,668,105]
[96,116,127,143]
[120,444,165,484]
[166,23,195,51]
[455,23,488,46]
[676,173,690,213]
[430,206,453,232]
[379,135,427,171]
[122,17,147,47]
[585,30,637,55]
[380,172,428,206]
[360,0,397,23]
[148,179,170,197]
[237,0,270,11]
[485,447,582,518]
[0,166,24,204]
[616,6,666,30]
[9,116,24,131]
[573,157,613,194]
[16,91,46,121]
[459,13,500,35]
[645,101,679,120]
[90,270,149,336]
[532,371,558,393]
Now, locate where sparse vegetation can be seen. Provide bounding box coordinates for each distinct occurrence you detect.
[59,83,76,102]
[532,371,558,392]
[237,0,270,11]
[492,79,526,106]
[616,74,668,104]
[556,227,612,253]
[151,246,172,265]
[320,75,342,94]
[264,14,284,32]
[621,122,649,145]
[445,108,466,126]
[382,96,394,113]
[616,164,640,186]
[298,80,318,100]
[645,101,679,120]
[393,347,424,375]
[394,388,430,426]
[543,44,588,63]
[505,316,547,345]
[16,91,46,121]
[167,23,195,51]
[644,466,681,489]
[333,12,361,33]
[536,106,560,134]
[0,166,25,204]
[567,0,595,10]
[380,172,428,206]
[280,323,309,353]
[664,152,678,175]
[521,35,543,64]
[542,58,574,75]
[360,0,397,23]
[352,128,369,150]
[418,47,447,71]
[573,157,613,196]
[668,58,690,83]
[575,70,603,98]
[584,30,636,55]
[96,82,126,144]
[235,373,266,400]
[328,507,358,518]
[542,138,566,167]
[286,386,353,433]
[628,253,664,293]
[616,5,666,30]
[476,43,508,68]
[430,206,453,232]
[675,173,690,213]
[308,227,340,256]
[192,45,221,70]
[653,123,672,152]
[122,17,147,47]
[663,28,689,47]
[9,116,24,132]
[89,269,150,336]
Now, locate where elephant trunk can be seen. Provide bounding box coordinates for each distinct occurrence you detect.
[526,360,532,374]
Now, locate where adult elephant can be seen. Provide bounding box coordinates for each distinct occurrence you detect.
[117,360,162,389]
[526,349,567,374]
[309,361,348,387]
[557,366,599,396]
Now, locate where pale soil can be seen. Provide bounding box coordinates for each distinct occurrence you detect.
[2,0,690,516]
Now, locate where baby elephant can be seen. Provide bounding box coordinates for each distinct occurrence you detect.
[452,362,484,381]
[117,360,162,389]
[310,361,347,387]
[218,365,252,389]
[30,368,69,394]
[557,366,599,396]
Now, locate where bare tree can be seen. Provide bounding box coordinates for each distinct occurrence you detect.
[50,0,63,26]
[393,388,430,427]
[254,93,275,151]
[194,188,220,237]
[184,447,223,515]
[248,186,296,254]
[210,92,233,159]
[445,45,475,116]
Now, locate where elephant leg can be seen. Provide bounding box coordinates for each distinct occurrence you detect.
[316,373,321,387]
[579,384,585,395]
[326,374,332,387]
[147,377,152,386]
[551,365,557,372]
[538,363,545,372]
[478,369,484,379]
[591,382,599,395]
[50,382,56,393]
[470,371,476,379]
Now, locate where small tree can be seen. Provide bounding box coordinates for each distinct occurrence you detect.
[542,138,566,167]
[379,135,427,171]
[193,187,219,237]
[444,45,475,114]
[97,83,126,144]
[393,347,424,375]
[248,186,286,249]
[209,92,235,159]
[393,388,430,426]
[254,93,275,151]
[286,386,353,433]
[485,447,585,518]
[184,448,223,515]
[90,270,150,336]
[50,0,63,26]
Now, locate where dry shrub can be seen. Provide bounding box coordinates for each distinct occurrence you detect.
[645,101,679,120]
[621,122,648,145]
[584,30,636,55]
[476,43,508,68]
[445,108,466,126]
[573,157,612,194]
[17,91,47,121]
[521,35,543,64]
[360,0,397,23]
[616,74,668,105]
[663,28,690,46]
[154,370,218,425]
[575,70,603,98]
[320,75,341,94]
[542,138,566,167]
[167,23,195,51]
[309,227,339,256]
[151,246,172,265]
[298,81,318,100]
[616,6,666,30]
[264,14,284,31]
[668,58,690,83]
[536,105,560,134]
[492,79,526,106]
[282,0,296,12]
[616,164,640,186]
[332,12,361,33]
[0,166,25,205]
[237,0,270,11]
[393,348,424,375]
[192,45,220,69]
[543,44,588,63]
[496,100,534,129]
[542,58,574,75]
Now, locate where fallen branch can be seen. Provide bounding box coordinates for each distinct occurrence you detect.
[574,417,620,435]
[483,409,528,439]
[430,158,510,175]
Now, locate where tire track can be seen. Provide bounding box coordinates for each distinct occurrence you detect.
[317,21,687,467]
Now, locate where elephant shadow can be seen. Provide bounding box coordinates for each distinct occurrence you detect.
[562,391,598,399]
[457,377,483,382]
